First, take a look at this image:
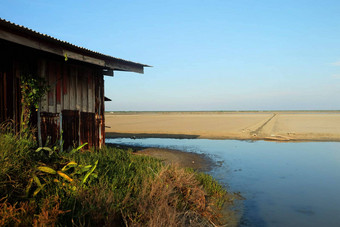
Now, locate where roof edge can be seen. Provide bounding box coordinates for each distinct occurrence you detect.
[0,18,151,73]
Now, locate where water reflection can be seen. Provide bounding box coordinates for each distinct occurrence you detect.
[106,138,340,227]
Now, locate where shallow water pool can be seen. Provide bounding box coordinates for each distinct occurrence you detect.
[106,138,340,227]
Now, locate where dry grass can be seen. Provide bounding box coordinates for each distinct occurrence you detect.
[125,165,228,227]
[76,165,237,227]
[76,186,120,226]
[0,198,34,226]
[33,196,69,227]
[0,196,68,227]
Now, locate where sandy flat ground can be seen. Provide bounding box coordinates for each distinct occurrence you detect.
[105,112,340,141]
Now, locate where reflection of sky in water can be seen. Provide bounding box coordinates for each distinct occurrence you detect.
[107,138,340,227]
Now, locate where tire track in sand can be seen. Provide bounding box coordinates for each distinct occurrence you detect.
[250,113,277,136]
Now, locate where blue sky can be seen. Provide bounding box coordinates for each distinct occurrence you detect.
[1,0,340,110]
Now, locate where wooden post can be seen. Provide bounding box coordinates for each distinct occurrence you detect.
[37,107,42,147]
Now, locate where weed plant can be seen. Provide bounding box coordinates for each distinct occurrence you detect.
[0,128,239,226]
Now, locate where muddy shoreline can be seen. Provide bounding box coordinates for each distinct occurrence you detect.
[106,143,216,172]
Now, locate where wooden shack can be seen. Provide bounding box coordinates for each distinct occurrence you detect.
[0,18,148,149]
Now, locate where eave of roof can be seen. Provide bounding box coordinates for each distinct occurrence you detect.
[0,18,150,74]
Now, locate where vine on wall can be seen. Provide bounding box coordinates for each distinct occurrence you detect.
[20,74,49,134]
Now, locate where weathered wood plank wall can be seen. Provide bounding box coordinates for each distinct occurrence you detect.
[38,60,104,149]
[0,46,21,130]
[39,62,100,114]
[1,39,105,150]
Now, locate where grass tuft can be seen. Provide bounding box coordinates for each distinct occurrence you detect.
[0,129,240,226]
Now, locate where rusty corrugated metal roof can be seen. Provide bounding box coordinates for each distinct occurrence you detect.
[0,18,151,69]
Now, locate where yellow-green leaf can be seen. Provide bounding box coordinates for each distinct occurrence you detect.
[33,184,45,197]
[82,160,98,184]
[77,165,92,174]
[57,171,73,182]
[37,166,57,174]
[61,161,77,172]
[36,147,52,152]
[32,174,42,187]
[70,142,88,154]
[25,178,33,196]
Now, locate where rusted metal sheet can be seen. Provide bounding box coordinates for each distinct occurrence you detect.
[37,62,105,150]
[70,65,77,110]
[40,112,60,146]
[39,59,48,113]
[63,66,68,95]
[87,71,93,113]
[62,110,79,150]
[56,63,62,105]
[47,61,56,113]
[0,72,6,122]
[14,73,21,130]
[62,65,69,110]
[1,39,106,150]
[95,118,100,148]
[80,112,96,149]
[40,63,100,115]
[99,117,105,148]
[0,51,20,131]
[4,73,12,122]
[100,75,105,146]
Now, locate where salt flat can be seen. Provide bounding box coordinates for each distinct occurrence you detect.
[105,112,340,141]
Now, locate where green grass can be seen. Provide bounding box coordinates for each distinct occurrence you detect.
[0,130,239,226]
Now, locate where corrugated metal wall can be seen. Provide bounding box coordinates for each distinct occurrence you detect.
[39,60,99,114]
[0,43,21,131]
[38,59,105,149]
[1,39,106,150]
